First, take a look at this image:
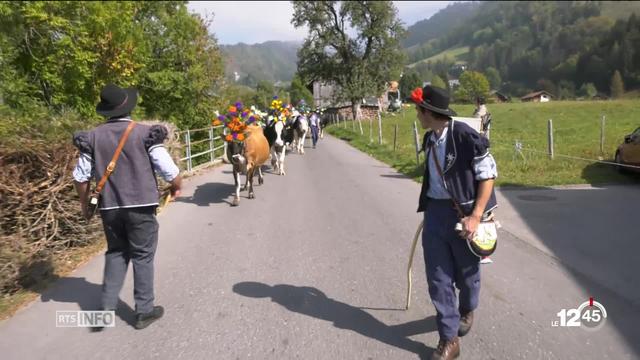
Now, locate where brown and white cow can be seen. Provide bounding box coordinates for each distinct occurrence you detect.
[226,124,270,206]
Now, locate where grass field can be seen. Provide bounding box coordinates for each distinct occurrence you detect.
[327,100,640,187]
[407,46,469,68]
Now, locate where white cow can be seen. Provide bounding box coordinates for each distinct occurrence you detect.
[264,119,292,175]
[292,115,309,154]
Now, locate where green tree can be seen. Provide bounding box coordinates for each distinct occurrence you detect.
[431,75,447,89]
[0,2,224,130]
[454,71,490,103]
[399,71,422,100]
[610,70,625,98]
[252,80,276,110]
[292,1,406,120]
[289,74,314,108]
[578,82,597,98]
[485,67,501,90]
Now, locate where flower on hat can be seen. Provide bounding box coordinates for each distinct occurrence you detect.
[410,87,423,105]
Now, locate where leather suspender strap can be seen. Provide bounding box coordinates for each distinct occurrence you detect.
[430,142,466,219]
[94,121,136,195]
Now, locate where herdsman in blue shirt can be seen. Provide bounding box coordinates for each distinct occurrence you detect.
[72,84,182,330]
[409,85,498,360]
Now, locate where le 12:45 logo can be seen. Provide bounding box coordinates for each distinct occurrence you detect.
[552,297,607,331]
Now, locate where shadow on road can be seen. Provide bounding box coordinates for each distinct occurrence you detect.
[38,276,136,328]
[233,281,435,358]
[499,184,640,356]
[175,182,236,206]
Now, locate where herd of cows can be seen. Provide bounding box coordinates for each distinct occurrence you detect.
[225,113,328,206]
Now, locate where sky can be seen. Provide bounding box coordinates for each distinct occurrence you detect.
[187,1,453,45]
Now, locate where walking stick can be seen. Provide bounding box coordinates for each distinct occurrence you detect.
[405,219,424,310]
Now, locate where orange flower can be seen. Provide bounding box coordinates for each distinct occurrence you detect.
[225,134,233,142]
[212,119,222,126]
[229,106,237,113]
[237,133,245,141]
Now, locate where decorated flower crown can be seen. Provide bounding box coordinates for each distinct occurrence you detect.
[212,102,259,143]
[269,96,290,122]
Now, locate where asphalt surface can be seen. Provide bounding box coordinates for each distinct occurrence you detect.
[1,134,639,360]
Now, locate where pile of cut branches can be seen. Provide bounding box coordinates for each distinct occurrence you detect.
[0,139,102,294]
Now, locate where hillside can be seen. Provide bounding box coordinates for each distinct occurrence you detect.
[402,2,480,49]
[221,41,300,87]
[403,1,640,97]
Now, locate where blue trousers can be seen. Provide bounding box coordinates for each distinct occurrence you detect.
[310,125,319,146]
[422,199,480,340]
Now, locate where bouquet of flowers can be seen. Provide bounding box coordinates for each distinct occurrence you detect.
[212,102,259,143]
[269,96,290,122]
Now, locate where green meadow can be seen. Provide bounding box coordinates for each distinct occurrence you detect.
[327,100,640,186]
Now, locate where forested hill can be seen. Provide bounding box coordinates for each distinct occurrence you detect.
[220,41,300,87]
[402,2,480,49]
[405,1,640,97]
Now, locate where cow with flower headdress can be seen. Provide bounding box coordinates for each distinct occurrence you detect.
[213,102,270,206]
[263,96,293,175]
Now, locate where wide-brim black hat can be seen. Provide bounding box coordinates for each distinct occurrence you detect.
[96,83,138,118]
[407,85,457,117]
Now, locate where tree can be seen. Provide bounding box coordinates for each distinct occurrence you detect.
[0,2,224,130]
[289,74,314,108]
[578,82,597,98]
[431,75,447,89]
[454,71,489,103]
[399,71,422,100]
[610,70,625,98]
[485,67,501,90]
[292,1,406,121]
[252,80,276,110]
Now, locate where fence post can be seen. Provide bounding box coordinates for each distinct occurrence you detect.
[369,118,373,143]
[547,119,554,160]
[377,111,383,145]
[393,124,398,152]
[413,121,421,165]
[222,127,228,162]
[185,129,192,172]
[600,115,605,158]
[209,127,214,162]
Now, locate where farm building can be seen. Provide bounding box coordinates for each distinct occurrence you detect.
[521,90,553,102]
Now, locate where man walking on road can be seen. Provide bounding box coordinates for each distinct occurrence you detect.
[309,110,320,148]
[72,84,182,330]
[410,85,498,359]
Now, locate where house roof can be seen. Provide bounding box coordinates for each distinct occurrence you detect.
[521,90,554,100]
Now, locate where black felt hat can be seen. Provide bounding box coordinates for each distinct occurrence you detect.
[408,85,457,117]
[96,83,138,118]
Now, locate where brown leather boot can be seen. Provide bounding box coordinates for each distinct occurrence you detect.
[458,311,474,337]
[431,337,460,360]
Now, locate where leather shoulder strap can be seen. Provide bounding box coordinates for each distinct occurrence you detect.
[94,121,136,194]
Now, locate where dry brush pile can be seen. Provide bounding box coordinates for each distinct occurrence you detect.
[0,121,181,296]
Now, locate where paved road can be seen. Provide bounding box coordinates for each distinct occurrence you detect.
[1,135,639,360]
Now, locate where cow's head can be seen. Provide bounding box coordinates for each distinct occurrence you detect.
[226,140,246,166]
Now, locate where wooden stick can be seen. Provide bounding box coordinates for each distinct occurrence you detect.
[405,219,424,310]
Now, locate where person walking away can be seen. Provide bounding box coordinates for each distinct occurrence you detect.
[409,85,498,359]
[72,84,182,330]
[309,111,320,148]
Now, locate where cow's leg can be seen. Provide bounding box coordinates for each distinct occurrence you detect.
[247,166,255,199]
[258,166,264,185]
[279,148,286,176]
[300,131,307,154]
[232,168,240,206]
